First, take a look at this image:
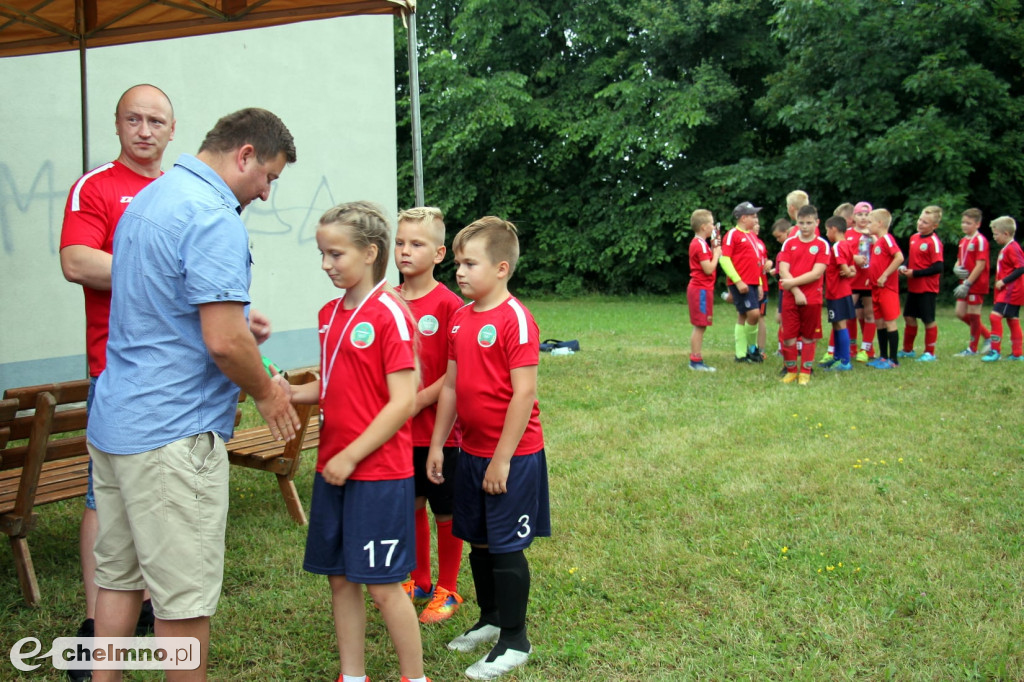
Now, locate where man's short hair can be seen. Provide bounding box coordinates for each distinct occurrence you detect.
[115,84,174,118]
[797,204,818,219]
[398,206,447,246]
[991,216,1017,236]
[922,205,943,225]
[962,208,983,223]
[453,216,520,276]
[690,209,713,232]
[199,108,296,164]
[833,203,854,219]
[825,216,847,232]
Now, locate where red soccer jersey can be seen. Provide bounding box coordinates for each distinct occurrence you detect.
[907,232,944,294]
[688,236,715,289]
[721,228,762,286]
[825,238,855,300]
[995,240,1024,306]
[869,234,902,294]
[845,227,873,290]
[448,296,544,458]
[399,282,463,447]
[60,161,160,376]
[778,235,829,305]
[752,234,769,290]
[958,232,990,294]
[317,290,417,480]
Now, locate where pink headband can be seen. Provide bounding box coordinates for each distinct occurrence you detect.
[854,201,873,213]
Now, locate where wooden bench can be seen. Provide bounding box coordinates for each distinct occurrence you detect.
[225,369,320,525]
[1,379,90,607]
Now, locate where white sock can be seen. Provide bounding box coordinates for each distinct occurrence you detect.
[404,677,427,682]
[342,675,367,682]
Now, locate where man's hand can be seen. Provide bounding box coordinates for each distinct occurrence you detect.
[254,380,300,442]
[249,309,272,345]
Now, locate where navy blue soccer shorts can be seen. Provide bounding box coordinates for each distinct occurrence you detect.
[727,284,761,315]
[413,445,458,515]
[453,449,551,553]
[303,474,415,583]
[827,295,856,323]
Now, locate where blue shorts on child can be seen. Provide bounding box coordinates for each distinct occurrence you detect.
[303,474,415,583]
[453,449,551,553]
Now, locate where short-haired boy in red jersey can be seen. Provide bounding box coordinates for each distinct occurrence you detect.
[687,209,721,371]
[820,216,857,371]
[898,206,944,361]
[866,209,905,369]
[982,217,1024,362]
[777,205,829,384]
[953,208,992,356]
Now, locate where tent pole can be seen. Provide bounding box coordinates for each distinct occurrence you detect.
[406,9,424,206]
[78,0,89,174]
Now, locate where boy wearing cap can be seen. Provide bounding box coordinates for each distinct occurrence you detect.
[719,201,765,363]
[898,206,944,361]
[849,201,877,361]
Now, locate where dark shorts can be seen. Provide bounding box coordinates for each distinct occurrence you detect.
[853,289,872,309]
[413,445,458,515]
[727,284,761,315]
[687,285,714,327]
[453,449,551,553]
[873,288,900,322]
[903,292,937,324]
[303,474,415,583]
[826,296,856,324]
[993,302,1021,319]
[781,302,823,340]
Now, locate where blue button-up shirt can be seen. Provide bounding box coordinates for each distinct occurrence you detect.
[88,154,251,454]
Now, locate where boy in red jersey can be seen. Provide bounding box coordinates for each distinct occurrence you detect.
[719,201,765,363]
[953,208,992,356]
[849,201,877,361]
[428,217,550,680]
[898,206,944,361]
[686,209,721,371]
[394,207,466,623]
[866,209,905,368]
[982,217,1024,362]
[777,205,829,384]
[820,216,857,371]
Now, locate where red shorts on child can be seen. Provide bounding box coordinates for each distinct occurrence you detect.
[872,288,900,322]
[687,285,714,327]
[781,303,823,340]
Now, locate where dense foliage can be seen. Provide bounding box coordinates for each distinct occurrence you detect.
[395,0,1024,294]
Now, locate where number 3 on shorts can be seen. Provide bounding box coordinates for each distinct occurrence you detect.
[363,539,399,568]
[516,514,531,538]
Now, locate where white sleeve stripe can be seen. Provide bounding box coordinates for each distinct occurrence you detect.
[379,293,412,341]
[70,163,115,212]
[506,298,529,345]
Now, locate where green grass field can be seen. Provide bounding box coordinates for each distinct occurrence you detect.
[3,297,1023,680]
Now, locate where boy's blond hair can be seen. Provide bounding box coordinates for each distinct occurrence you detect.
[397,206,446,246]
[991,216,1017,236]
[690,209,713,232]
[833,203,854,220]
[869,208,892,231]
[962,207,983,223]
[453,216,521,276]
[787,190,809,210]
[921,205,943,225]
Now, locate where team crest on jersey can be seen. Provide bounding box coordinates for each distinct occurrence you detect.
[874,246,882,255]
[418,315,440,336]
[810,246,819,255]
[478,324,497,348]
[919,243,929,251]
[968,243,976,251]
[350,322,375,348]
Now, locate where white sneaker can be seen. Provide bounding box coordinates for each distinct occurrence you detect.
[447,623,500,652]
[465,645,531,680]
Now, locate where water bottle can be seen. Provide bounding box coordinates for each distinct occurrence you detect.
[858,235,871,269]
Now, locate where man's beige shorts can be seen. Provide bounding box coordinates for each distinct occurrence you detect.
[89,433,229,620]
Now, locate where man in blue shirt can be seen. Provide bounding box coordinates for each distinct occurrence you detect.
[87,108,299,681]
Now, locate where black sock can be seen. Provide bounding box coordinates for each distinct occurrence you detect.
[469,546,499,627]
[878,328,889,360]
[492,550,531,652]
[890,330,900,363]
